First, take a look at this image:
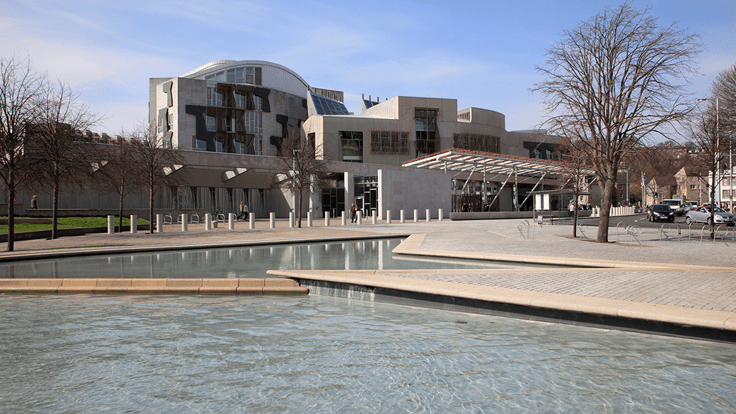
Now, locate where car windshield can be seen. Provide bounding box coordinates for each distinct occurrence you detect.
[653,205,671,212]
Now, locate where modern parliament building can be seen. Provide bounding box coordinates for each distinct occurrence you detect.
[147,59,573,220]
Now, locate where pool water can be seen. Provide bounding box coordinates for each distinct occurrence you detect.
[0,238,545,279]
[1,294,734,413]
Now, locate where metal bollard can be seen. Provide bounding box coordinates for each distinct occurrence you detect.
[372,210,377,224]
[289,212,294,228]
[325,211,330,227]
[400,210,405,223]
[426,209,431,222]
[270,212,275,228]
[357,211,363,225]
[130,215,137,234]
[386,210,391,224]
[228,213,235,230]
[342,211,347,226]
[307,211,313,227]
[438,209,443,222]
[182,214,188,232]
[205,213,212,231]
[156,214,164,233]
[249,212,255,229]
[414,209,418,223]
[107,215,114,234]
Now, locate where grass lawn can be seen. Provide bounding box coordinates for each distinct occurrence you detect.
[0,217,150,234]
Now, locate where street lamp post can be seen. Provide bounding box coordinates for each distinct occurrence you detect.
[698,97,721,207]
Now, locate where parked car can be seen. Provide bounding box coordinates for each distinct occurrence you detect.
[662,199,684,216]
[647,204,675,222]
[683,201,698,212]
[685,206,735,226]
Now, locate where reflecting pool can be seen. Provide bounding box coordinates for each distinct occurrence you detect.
[0,238,547,279]
[0,294,734,413]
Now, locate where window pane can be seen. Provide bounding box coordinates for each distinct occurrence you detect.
[216,71,225,82]
[226,69,235,83]
[236,67,244,83]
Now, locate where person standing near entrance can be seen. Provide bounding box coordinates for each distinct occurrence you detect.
[350,203,357,223]
[238,201,248,220]
[30,195,38,209]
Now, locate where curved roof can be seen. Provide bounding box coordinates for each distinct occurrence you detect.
[181,60,310,90]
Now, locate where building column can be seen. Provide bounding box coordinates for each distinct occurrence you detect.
[344,171,354,219]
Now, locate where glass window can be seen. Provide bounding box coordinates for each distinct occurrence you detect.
[255,96,262,111]
[246,66,254,84]
[207,88,212,106]
[206,115,216,132]
[235,93,246,109]
[216,139,223,153]
[192,136,206,151]
[236,67,244,83]
[205,74,215,81]
[226,68,235,83]
[216,71,225,82]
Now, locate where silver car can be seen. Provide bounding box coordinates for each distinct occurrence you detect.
[685,206,735,226]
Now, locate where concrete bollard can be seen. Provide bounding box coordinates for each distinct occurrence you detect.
[228,213,235,230]
[270,212,275,228]
[205,213,212,231]
[357,211,363,225]
[400,210,405,223]
[157,214,164,233]
[130,215,137,234]
[342,211,347,226]
[107,215,114,234]
[249,212,255,229]
[426,209,431,222]
[182,214,188,232]
[414,209,418,223]
[438,209,443,222]
[325,211,330,227]
[289,212,294,228]
[372,210,377,224]
[386,210,391,224]
[307,211,313,227]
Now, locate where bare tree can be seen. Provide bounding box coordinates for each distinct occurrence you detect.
[533,3,701,242]
[713,64,736,137]
[92,135,144,232]
[555,138,591,237]
[129,123,184,234]
[274,132,330,228]
[0,57,45,251]
[687,106,727,237]
[26,81,99,239]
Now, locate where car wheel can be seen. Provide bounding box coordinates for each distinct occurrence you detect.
[686,217,693,225]
[707,217,712,225]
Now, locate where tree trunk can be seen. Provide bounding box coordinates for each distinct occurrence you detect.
[297,191,302,228]
[7,169,15,252]
[51,178,59,240]
[118,188,124,233]
[572,191,579,238]
[149,184,155,234]
[597,178,615,243]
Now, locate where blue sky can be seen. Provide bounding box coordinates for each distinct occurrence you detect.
[3,0,735,138]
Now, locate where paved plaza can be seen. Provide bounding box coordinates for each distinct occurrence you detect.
[2,215,735,338]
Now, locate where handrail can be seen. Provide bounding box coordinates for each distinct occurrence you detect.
[191,213,200,224]
[625,225,642,245]
[517,221,529,239]
[577,223,588,239]
[616,221,625,243]
[164,214,173,225]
